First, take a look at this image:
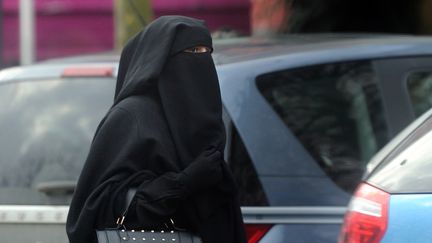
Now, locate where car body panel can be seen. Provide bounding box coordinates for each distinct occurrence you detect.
[0,224,68,243]
[259,177,350,206]
[260,223,341,243]
[0,63,118,82]
[0,205,68,243]
[214,35,432,66]
[381,194,432,243]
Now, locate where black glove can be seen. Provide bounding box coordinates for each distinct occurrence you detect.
[179,149,224,195]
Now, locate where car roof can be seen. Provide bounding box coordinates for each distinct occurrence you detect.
[212,34,432,64]
[41,33,432,65]
[2,34,432,82]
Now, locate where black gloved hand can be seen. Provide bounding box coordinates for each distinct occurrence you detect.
[179,149,224,195]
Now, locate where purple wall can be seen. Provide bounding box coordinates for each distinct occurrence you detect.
[2,0,250,66]
[152,0,250,34]
[2,0,114,66]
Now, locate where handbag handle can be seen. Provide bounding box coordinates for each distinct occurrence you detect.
[116,188,184,231]
[115,188,137,227]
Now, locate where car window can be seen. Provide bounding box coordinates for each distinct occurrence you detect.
[407,71,432,117]
[368,114,432,193]
[0,78,114,205]
[256,61,388,193]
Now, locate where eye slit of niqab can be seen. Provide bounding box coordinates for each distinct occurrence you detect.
[183,46,212,54]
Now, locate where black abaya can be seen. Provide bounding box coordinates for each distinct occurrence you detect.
[66,16,246,243]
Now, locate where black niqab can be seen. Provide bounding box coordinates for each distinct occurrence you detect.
[66,16,246,243]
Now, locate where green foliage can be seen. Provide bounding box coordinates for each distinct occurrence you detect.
[114,0,154,49]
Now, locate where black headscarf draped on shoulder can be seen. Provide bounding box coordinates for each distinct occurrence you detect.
[66,16,246,243]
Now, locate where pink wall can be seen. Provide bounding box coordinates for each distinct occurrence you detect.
[3,0,111,13]
[2,0,114,66]
[2,0,250,66]
[152,0,250,35]
[153,0,248,9]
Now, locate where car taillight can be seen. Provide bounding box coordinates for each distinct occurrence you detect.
[62,67,113,77]
[338,182,390,243]
[245,224,272,243]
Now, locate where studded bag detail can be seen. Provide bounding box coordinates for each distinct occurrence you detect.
[96,189,202,243]
[96,229,203,243]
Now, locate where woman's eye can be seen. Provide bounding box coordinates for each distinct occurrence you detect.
[184,46,211,53]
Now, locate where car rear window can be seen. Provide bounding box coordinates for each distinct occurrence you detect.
[256,61,388,193]
[0,78,114,205]
[367,114,432,193]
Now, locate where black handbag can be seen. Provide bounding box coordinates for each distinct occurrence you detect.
[96,189,203,243]
[96,229,203,243]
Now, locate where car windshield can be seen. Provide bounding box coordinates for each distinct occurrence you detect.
[368,113,432,193]
[0,77,114,205]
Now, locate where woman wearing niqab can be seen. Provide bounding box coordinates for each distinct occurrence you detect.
[66,16,247,243]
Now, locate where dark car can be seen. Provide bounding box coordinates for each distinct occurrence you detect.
[338,107,432,243]
[1,34,432,243]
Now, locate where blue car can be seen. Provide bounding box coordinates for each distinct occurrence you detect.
[339,107,432,243]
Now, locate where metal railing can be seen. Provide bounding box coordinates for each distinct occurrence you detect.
[0,206,347,224]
